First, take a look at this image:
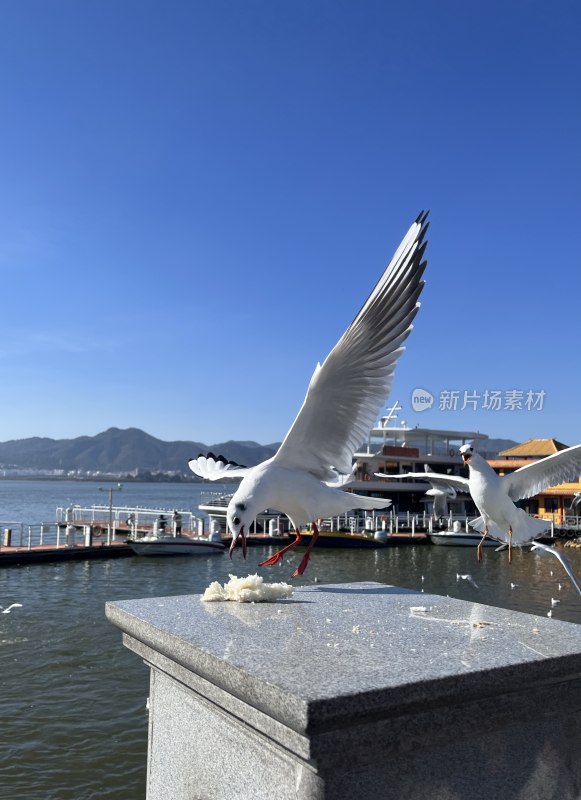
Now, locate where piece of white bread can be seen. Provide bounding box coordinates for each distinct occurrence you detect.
[201,573,293,603]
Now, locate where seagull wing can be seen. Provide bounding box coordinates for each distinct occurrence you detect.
[377,472,471,494]
[188,452,251,481]
[273,213,429,481]
[503,444,581,500]
[1,603,23,613]
[531,541,581,597]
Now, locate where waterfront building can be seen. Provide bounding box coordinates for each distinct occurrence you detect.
[489,438,581,524]
[349,416,485,516]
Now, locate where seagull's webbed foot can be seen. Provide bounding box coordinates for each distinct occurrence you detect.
[508,526,513,564]
[229,528,247,560]
[477,526,489,561]
[291,522,320,578]
[259,530,302,568]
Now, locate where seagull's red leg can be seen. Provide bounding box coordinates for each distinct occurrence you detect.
[292,522,320,578]
[477,526,488,562]
[259,529,302,567]
[229,527,247,559]
[508,526,513,564]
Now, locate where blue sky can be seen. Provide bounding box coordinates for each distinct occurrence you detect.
[1,0,580,447]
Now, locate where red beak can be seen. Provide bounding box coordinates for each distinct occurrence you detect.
[462,454,470,464]
[229,525,246,559]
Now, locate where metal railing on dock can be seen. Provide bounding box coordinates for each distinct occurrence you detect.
[56,504,204,544]
[1,505,206,553]
[1,521,61,549]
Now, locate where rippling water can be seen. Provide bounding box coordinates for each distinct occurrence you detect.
[1,480,580,799]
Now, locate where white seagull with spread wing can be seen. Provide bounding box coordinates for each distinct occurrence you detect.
[377,443,581,595]
[189,213,429,577]
[0,603,23,614]
[416,464,458,519]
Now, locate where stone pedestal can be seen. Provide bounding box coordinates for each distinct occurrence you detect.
[106,583,581,800]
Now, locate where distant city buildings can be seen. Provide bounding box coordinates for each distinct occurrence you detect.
[0,466,195,481]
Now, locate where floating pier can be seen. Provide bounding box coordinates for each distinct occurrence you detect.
[0,540,133,565]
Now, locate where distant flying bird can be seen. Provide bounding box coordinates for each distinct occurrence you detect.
[456,573,479,588]
[382,443,581,595]
[425,484,456,519]
[189,213,429,577]
[377,463,458,519]
[1,603,22,614]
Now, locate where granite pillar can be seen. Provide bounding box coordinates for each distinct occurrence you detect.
[106,583,581,800]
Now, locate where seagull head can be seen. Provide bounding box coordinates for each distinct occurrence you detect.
[226,494,254,541]
[459,444,474,465]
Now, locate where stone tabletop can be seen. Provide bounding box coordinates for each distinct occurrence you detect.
[106,582,581,733]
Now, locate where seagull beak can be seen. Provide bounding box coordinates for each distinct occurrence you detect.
[229,525,245,559]
[462,454,471,464]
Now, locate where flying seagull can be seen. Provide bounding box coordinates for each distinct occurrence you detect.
[379,443,581,595]
[376,464,466,523]
[0,603,23,614]
[456,573,479,589]
[458,443,581,560]
[189,212,429,577]
[425,484,456,520]
[377,463,457,519]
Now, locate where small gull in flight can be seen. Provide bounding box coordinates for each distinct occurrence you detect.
[422,464,457,520]
[377,464,457,521]
[189,213,429,576]
[1,604,23,614]
[456,573,479,588]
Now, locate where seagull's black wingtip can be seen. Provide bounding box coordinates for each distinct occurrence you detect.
[189,451,220,463]
[416,210,430,225]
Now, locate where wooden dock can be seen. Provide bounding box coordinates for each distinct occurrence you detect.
[0,540,133,566]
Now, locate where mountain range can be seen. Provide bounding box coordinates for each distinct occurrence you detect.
[0,428,519,477]
[0,428,280,475]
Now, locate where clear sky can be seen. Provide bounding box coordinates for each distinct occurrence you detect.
[1,0,580,447]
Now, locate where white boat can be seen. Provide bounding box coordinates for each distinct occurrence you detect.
[127,534,225,556]
[429,530,499,547]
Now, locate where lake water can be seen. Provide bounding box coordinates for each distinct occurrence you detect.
[1,480,580,799]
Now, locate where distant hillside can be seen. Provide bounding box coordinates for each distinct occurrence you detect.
[477,438,519,458]
[0,428,522,476]
[0,428,280,474]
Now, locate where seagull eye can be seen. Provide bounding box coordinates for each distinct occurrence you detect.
[236,503,246,511]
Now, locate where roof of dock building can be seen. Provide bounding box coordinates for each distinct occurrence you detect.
[498,438,569,458]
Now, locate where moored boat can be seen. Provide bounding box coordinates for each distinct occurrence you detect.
[428,530,499,547]
[127,534,225,556]
[298,529,393,548]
